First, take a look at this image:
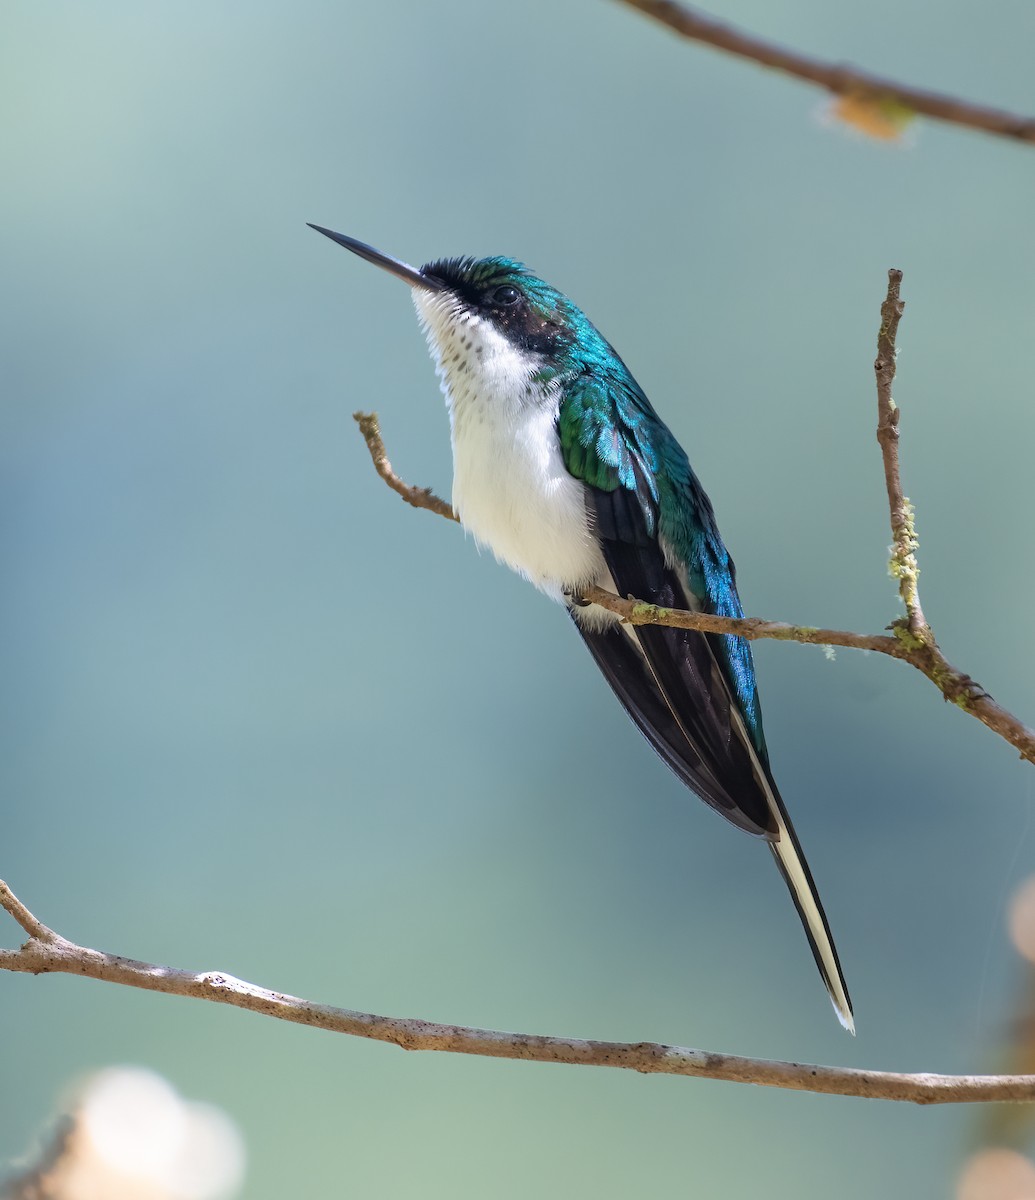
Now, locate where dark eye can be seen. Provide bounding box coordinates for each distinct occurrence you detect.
[491,284,521,306]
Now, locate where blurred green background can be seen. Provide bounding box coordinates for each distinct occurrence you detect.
[3,1,1035,1195]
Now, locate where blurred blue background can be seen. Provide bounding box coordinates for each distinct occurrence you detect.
[3,1,1035,1195]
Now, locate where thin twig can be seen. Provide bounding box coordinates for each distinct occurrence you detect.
[612,0,1035,146]
[875,269,928,640]
[0,879,58,944]
[353,412,458,522]
[0,879,1031,1106]
[349,271,1035,765]
[865,271,1035,760]
[580,585,907,656]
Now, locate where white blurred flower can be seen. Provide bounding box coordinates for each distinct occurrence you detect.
[53,1067,245,1200]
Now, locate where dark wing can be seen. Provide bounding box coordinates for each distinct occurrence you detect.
[560,374,775,837]
[577,485,774,836]
[575,610,766,832]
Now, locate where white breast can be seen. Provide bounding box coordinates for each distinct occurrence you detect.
[414,291,608,603]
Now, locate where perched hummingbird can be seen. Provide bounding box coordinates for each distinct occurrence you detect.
[309,224,854,1033]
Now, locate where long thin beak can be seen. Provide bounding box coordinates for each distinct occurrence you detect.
[307,224,443,292]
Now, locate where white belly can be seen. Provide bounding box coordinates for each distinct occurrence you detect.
[414,291,608,602]
[451,390,608,599]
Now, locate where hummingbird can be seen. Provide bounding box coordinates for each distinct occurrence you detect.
[309,224,854,1034]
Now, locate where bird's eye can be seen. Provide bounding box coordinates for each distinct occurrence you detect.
[491,284,521,306]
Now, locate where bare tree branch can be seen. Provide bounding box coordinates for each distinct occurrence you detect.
[349,271,1035,764]
[612,0,1035,146]
[0,878,1032,1105]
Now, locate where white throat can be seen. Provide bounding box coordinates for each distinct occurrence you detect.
[413,289,608,603]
